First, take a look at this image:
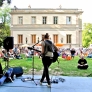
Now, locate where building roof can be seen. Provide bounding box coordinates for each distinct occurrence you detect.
[10,8,83,14]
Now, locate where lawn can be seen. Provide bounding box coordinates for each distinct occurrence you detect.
[0,54,92,77]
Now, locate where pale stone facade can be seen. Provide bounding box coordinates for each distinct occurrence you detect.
[10,8,83,48]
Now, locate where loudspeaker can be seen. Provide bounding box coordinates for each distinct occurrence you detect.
[13,67,23,77]
[3,37,14,50]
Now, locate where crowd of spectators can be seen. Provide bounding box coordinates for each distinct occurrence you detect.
[0,45,91,70]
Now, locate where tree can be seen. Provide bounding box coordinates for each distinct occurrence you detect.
[0,0,3,6]
[0,3,11,46]
[0,26,10,46]
[0,3,11,25]
[0,0,11,6]
[82,23,92,47]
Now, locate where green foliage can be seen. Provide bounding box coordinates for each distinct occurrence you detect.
[0,0,11,7]
[82,23,92,47]
[0,3,11,47]
[0,25,10,46]
[0,3,11,25]
[0,0,3,6]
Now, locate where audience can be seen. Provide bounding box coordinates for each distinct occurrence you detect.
[0,46,90,71]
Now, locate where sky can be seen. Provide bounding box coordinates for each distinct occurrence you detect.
[10,0,92,23]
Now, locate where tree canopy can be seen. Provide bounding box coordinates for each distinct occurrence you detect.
[82,23,92,47]
[0,3,11,46]
[0,0,11,6]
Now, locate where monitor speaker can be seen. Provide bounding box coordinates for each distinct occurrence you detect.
[3,37,14,50]
[13,67,23,77]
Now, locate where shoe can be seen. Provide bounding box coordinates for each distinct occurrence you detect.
[39,81,42,85]
[47,84,51,88]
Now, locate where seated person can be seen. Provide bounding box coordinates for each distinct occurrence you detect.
[62,51,67,59]
[87,53,92,58]
[2,50,9,61]
[65,54,71,60]
[77,56,88,69]
[15,53,22,59]
[25,50,32,58]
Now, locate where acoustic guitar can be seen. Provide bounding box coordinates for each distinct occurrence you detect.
[28,47,59,63]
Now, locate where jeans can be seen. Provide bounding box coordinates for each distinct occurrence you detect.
[40,56,53,85]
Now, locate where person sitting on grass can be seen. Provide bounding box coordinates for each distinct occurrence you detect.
[25,50,32,58]
[62,51,67,59]
[77,56,88,69]
[65,54,71,60]
[15,53,23,59]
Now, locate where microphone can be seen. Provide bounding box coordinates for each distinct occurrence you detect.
[28,47,33,50]
[28,47,41,52]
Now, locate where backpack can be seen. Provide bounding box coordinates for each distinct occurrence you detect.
[43,40,54,55]
[44,40,59,63]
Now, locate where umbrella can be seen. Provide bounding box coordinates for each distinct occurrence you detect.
[55,43,64,47]
[21,44,29,47]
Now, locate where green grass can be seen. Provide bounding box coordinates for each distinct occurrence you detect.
[0,54,92,77]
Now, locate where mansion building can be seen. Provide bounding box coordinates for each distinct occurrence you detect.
[10,8,83,48]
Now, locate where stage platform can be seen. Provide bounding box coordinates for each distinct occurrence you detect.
[0,75,92,92]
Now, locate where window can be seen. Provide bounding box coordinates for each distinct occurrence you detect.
[53,16,58,24]
[66,34,71,43]
[18,16,23,24]
[42,17,47,24]
[31,16,36,24]
[53,34,58,43]
[31,34,36,43]
[18,35,23,44]
[66,16,71,24]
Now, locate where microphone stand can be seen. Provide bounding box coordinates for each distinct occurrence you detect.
[21,40,42,85]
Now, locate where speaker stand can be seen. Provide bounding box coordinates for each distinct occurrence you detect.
[3,49,10,72]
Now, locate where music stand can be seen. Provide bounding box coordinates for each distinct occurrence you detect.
[21,41,42,85]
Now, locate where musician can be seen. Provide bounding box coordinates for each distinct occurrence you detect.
[40,33,58,87]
